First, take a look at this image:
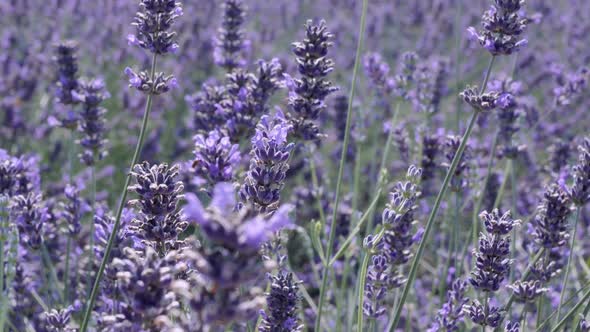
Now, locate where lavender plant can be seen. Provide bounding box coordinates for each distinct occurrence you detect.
[5,0,590,330]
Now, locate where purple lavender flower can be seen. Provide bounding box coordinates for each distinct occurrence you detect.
[429,279,469,332]
[442,135,472,192]
[128,162,187,254]
[9,193,48,249]
[421,132,441,183]
[124,68,177,95]
[532,184,571,249]
[363,254,389,318]
[460,86,500,112]
[470,209,520,292]
[569,137,590,206]
[240,111,294,213]
[504,321,520,332]
[103,246,186,331]
[580,318,590,332]
[214,0,249,72]
[259,272,303,332]
[192,129,240,187]
[186,84,227,133]
[412,57,449,115]
[182,183,292,326]
[468,0,529,56]
[43,305,75,332]
[506,280,547,302]
[490,76,525,159]
[223,59,283,140]
[73,78,110,166]
[363,52,395,96]
[59,184,87,236]
[464,299,505,328]
[128,0,183,55]
[286,20,338,141]
[53,40,80,129]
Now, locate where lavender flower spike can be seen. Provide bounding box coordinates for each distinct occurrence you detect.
[286,19,338,141]
[468,0,529,56]
[259,272,303,332]
[241,110,294,213]
[73,78,110,166]
[192,129,240,187]
[428,279,469,332]
[570,137,590,206]
[128,162,188,254]
[53,40,80,129]
[128,0,183,55]
[214,0,249,72]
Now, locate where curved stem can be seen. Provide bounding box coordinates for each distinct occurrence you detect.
[80,53,158,332]
[314,0,368,329]
[556,207,581,322]
[388,56,496,331]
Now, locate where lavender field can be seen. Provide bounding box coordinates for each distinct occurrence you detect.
[1,0,590,331]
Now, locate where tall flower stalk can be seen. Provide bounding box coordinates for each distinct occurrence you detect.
[389,0,530,328]
[80,1,182,330]
[314,0,367,330]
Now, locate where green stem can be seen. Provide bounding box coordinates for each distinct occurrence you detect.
[556,207,582,322]
[314,1,368,329]
[551,288,590,332]
[493,160,511,210]
[63,129,76,301]
[472,134,497,251]
[536,296,544,330]
[509,157,517,284]
[357,251,372,332]
[388,56,496,331]
[308,152,328,248]
[389,110,480,330]
[80,53,158,332]
[87,162,97,297]
[64,237,71,300]
[329,189,382,266]
[575,298,590,332]
[365,101,401,234]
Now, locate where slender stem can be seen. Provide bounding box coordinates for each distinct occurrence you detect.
[472,134,497,253]
[80,53,158,332]
[314,1,368,329]
[308,152,328,249]
[63,237,71,300]
[86,162,97,297]
[357,251,372,332]
[365,101,401,234]
[493,160,511,209]
[329,189,382,266]
[509,157,518,284]
[536,296,544,329]
[388,56,496,331]
[556,207,582,322]
[551,288,590,332]
[63,130,76,301]
[389,110,480,330]
[520,309,527,330]
[575,298,590,332]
